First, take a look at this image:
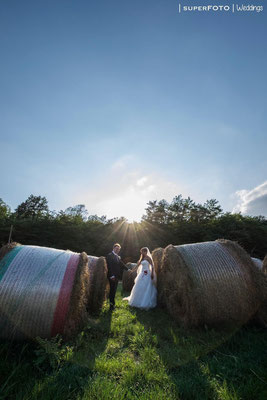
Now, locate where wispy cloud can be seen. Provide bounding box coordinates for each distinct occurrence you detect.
[233,181,267,217]
[75,155,184,221]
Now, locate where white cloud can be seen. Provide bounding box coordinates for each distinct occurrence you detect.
[75,155,184,221]
[136,176,148,187]
[233,181,267,217]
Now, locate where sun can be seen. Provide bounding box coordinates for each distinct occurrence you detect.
[100,188,147,222]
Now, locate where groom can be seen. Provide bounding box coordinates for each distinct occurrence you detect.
[106,243,128,311]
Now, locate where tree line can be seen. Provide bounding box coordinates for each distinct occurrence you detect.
[0,194,266,261]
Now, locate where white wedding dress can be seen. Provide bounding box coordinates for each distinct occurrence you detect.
[123,260,157,309]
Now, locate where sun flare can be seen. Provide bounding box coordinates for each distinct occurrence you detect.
[100,188,147,222]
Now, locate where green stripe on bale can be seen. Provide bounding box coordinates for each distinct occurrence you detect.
[0,243,90,341]
[0,245,23,281]
[0,242,20,263]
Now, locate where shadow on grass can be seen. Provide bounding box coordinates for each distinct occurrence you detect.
[0,308,113,400]
[131,299,267,400]
[1,286,266,400]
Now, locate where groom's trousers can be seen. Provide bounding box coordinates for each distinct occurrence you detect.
[109,277,119,307]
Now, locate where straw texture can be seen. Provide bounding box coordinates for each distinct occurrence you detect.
[151,248,164,305]
[159,240,263,328]
[86,256,108,314]
[0,243,89,340]
[122,263,138,292]
[63,251,89,339]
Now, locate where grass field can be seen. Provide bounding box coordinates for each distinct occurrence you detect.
[0,283,266,400]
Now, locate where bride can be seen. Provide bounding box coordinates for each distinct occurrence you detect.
[123,247,157,309]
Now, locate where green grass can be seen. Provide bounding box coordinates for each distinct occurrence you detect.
[0,283,266,400]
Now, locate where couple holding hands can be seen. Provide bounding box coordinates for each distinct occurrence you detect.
[106,243,157,311]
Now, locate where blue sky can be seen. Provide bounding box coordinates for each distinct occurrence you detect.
[0,0,266,221]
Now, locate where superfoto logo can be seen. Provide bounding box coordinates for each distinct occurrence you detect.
[182,4,231,11]
[179,4,264,13]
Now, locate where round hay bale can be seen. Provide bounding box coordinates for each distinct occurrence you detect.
[122,263,138,292]
[151,247,164,305]
[160,240,264,328]
[220,240,267,328]
[0,242,89,340]
[86,255,108,315]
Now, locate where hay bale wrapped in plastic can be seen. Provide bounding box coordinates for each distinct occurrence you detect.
[122,263,138,292]
[0,243,89,340]
[87,255,108,314]
[158,239,265,328]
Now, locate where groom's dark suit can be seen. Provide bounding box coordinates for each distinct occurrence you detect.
[106,252,128,308]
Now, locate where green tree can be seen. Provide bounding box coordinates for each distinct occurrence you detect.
[142,199,170,224]
[0,198,11,219]
[88,214,108,223]
[203,199,223,219]
[15,195,49,220]
[64,204,88,221]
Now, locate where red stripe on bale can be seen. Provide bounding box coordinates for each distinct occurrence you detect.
[51,253,80,336]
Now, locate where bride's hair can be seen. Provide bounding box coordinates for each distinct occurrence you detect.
[138,247,154,266]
